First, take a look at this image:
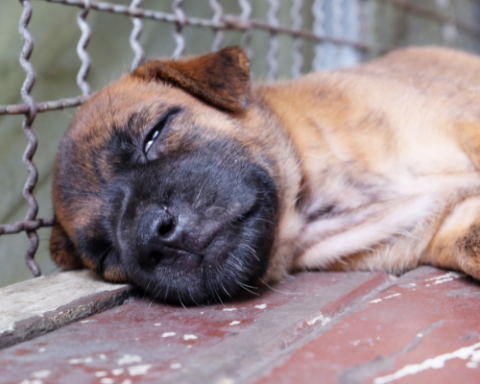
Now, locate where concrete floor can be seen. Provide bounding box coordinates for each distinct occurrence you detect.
[1,266,480,383]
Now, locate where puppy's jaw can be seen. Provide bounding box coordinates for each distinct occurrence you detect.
[52,77,280,304]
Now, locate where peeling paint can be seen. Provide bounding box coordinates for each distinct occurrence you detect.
[229,321,241,326]
[154,323,161,326]
[19,380,42,384]
[255,304,267,309]
[162,332,176,338]
[38,348,46,353]
[127,364,152,376]
[373,342,480,384]
[223,308,237,311]
[95,371,108,377]
[425,272,463,286]
[100,378,114,384]
[31,370,50,379]
[112,368,125,376]
[69,357,93,364]
[99,354,107,360]
[370,299,382,304]
[121,380,132,384]
[117,354,142,366]
[183,334,198,340]
[384,293,401,299]
[170,363,182,369]
[306,314,331,326]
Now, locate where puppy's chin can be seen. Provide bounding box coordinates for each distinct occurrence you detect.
[127,229,273,305]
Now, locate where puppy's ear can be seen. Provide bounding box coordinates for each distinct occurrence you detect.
[50,218,84,270]
[132,46,251,112]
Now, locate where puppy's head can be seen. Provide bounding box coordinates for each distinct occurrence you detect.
[50,47,279,304]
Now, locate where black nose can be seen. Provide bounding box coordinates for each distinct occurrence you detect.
[135,206,207,267]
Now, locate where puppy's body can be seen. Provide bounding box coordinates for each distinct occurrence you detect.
[51,46,480,303]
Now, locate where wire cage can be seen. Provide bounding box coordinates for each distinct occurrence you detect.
[1,0,480,281]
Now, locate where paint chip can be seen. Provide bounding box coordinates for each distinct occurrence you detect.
[99,354,107,360]
[81,319,97,324]
[373,341,480,384]
[467,362,478,369]
[95,371,108,377]
[100,378,114,384]
[162,332,176,338]
[19,380,42,384]
[112,368,125,376]
[229,321,241,326]
[384,293,401,299]
[127,364,152,376]
[38,348,46,353]
[117,354,142,366]
[69,357,93,365]
[154,323,161,326]
[369,299,382,304]
[121,380,132,384]
[170,363,182,369]
[306,314,331,326]
[223,308,237,311]
[32,370,50,379]
[183,334,198,340]
[254,304,267,309]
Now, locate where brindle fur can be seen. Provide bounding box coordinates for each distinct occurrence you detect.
[51,46,480,304]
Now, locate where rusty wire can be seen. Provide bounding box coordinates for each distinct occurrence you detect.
[1,0,479,278]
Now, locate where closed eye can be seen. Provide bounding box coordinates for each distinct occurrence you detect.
[143,107,182,155]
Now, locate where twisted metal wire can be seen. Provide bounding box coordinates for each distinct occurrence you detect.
[312,0,324,71]
[266,0,279,81]
[38,0,383,52]
[129,0,144,70]
[172,0,185,59]
[291,0,303,78]
[76,0,92,95]
[238,0,253,59]
[210,0,224,52]
[17,0,41,277]
[0,95,87,115]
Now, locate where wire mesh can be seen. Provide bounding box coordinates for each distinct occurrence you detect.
[1,0,480,277]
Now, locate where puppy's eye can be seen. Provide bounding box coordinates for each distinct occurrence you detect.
[145,130,160,153]
[143,107,182,155]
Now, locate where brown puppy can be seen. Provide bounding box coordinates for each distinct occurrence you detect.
[50,46,480,304]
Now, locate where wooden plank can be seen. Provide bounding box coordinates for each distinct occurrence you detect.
[0,270,133,349]
[0,271,393,383]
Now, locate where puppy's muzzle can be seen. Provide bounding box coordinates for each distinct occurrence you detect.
[135,205,223,268]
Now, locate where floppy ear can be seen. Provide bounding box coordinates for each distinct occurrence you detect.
[49,218,84,270]
[131,46,251,112]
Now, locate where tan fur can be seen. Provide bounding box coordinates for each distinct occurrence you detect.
[51,46,480,286]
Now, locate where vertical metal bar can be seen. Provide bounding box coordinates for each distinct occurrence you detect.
[172,0,186,59]
[129,0,144,70]
[312,0,324,71]
[76,0,92,95]
[291,0,304,78]
[331,0,344,68]
[267,0,279,80]
[436,0,458,44]
[238,0,253,59]
[18,0,40,277]
[210,0,224,52]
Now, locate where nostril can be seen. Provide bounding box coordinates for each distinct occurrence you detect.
[158,215,175,237]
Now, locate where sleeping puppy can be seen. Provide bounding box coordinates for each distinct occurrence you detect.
[50,46,480,304]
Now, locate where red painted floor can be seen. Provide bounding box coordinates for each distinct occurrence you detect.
[2,267,480,383]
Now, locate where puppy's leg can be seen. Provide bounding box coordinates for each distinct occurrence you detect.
[424,196,480,279]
